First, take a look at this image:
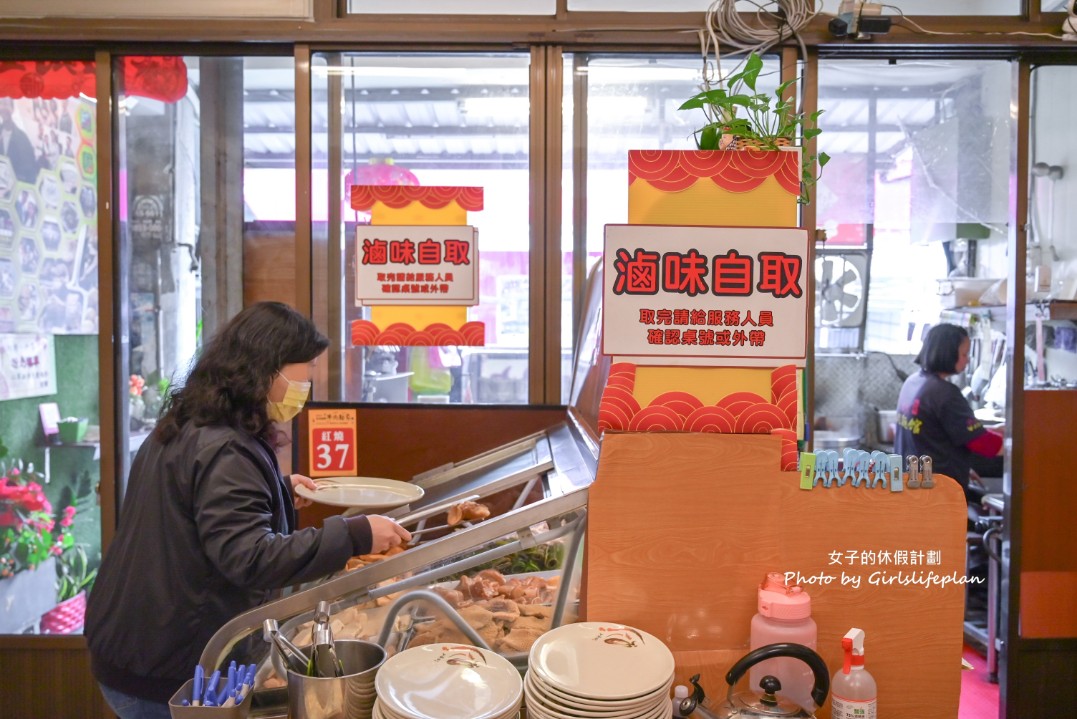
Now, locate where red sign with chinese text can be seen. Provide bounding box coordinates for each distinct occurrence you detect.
[306,408,358,477]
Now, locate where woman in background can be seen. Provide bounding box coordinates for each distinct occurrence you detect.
[895,323,1004,498]
[87,302,410,719]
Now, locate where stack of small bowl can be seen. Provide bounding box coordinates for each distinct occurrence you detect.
[524,622,675,719]
[373,644,523,719]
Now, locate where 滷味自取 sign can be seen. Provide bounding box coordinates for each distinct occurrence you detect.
[603,224,808,367]
[355,225,478,306]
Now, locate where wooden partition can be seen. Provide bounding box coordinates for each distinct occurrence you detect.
[583,432,967,719]
[1016,390,1077,639]
[0,637,112,718]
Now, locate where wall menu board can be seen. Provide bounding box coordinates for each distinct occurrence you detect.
[0,95,99,336]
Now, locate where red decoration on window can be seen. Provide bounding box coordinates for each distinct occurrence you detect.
[628,149,800,196]
[121,56,188,103]
[346,158,420,189]
[0,58,188,103]
[0,60,95,100]
[350,185,485,212]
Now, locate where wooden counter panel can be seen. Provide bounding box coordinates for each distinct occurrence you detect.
[584,432,966,719]
[1020,390,1077,573]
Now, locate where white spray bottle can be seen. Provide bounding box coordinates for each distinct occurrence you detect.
[830,627,877,719]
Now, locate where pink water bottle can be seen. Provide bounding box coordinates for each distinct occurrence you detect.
[749,573,819,711]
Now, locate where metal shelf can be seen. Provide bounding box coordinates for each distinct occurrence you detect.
[941,300,1077,327]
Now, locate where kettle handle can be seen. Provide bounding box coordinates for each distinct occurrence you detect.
[724,642,830,710]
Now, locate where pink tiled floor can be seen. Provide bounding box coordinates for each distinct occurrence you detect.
[959,644,1000,719]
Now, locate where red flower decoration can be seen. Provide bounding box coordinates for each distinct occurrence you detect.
[18,72,45,98]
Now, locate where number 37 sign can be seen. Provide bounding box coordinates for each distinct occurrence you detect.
[307,408,358,477]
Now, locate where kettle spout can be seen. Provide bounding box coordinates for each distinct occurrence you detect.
[679,674,722,719]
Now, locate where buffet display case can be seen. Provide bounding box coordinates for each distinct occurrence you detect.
[197,418,595,712]
[196,265,608,716]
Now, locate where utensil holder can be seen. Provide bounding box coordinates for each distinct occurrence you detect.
[286,639,385,719]
[168,675,253,719]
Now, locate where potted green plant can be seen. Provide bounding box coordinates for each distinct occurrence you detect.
[41,542,96,634]
[678,52,830,204]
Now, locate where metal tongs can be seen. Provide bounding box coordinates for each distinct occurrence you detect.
[262,618,309,675]
[309,600,344,678]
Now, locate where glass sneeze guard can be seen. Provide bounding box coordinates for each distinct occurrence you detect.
[200,485,589,705]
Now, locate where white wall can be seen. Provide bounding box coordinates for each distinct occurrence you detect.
[1032,66,1077,299]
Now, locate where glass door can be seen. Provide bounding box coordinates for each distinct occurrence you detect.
[0,58,101,634]
[312,52,533,405]
[113,54,296,501]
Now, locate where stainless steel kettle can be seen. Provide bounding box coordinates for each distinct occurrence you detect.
[678,643,830,719]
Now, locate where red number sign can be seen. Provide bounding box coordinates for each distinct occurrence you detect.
[307,409,358,477]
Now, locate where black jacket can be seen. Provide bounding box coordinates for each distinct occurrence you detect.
[86,423,372,702]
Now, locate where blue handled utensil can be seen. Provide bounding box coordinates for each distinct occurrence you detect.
[233,663,256,704]
[192,665,203,707]
[221,661,237,705]
[204,669,221,706]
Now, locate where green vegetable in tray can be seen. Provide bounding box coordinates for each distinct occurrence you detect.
[445,541,565,582]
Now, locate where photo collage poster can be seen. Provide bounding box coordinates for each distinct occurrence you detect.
[0,95,99,335]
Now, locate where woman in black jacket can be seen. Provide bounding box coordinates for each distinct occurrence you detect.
[86,301,410,719]
[894,323,1003,498]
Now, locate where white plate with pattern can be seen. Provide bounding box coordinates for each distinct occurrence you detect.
[376,644,522,719]
[528,622,675,701]
[295,476,424,510]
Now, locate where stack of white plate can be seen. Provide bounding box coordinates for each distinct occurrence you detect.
[525,622,675,719]
[373,644,523,719]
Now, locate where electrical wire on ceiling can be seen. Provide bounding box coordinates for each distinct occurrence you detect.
[699,0,820,86]
[878,3,1063,39]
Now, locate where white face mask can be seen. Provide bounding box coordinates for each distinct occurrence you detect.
[267,372,311,423]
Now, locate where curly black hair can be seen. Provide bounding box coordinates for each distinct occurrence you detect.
[915,323,969,375]
[155,302,329,443]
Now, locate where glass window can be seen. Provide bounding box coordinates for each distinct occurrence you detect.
[0,60,101,634]
[815,59,1012,355]
[564,53,782,400]
[115,55,296,496]
[312,53,532,405]
[1028,64,1077,388]
[576,53,782,255]
[348,0,555,14]
[577,55,724,250]
[560,55,576,404]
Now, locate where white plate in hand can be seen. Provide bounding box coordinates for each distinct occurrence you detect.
[296,476,424,510]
